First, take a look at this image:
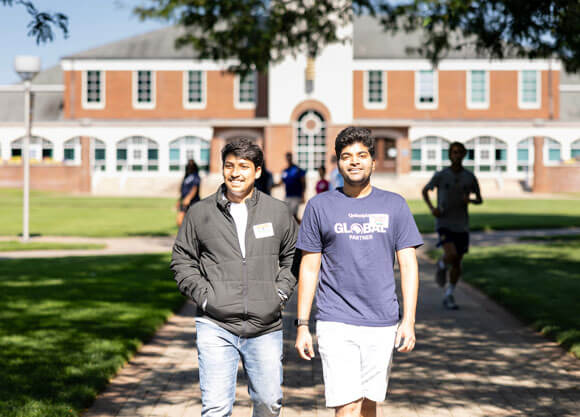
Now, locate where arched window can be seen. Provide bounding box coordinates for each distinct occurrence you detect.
[517,138,534,172]
[116,136,158,172]
[571,139,580,160]
[464,136,507,172]
[169,136,210,173]
[544,138,561,163]
[11,136,53,162]
[92,138,106,171]
[410,136,451,172]
[295,110,326,171]
[63,137,82,164]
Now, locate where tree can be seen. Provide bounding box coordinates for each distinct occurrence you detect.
[134,0,580,74]
[2,0,68,43]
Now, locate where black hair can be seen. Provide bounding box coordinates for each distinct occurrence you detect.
[449,141,467,154]
[221,137,263,169]
[185,159,198,176]
[335,127,375,158]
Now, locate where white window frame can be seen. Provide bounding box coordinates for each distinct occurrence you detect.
[363,70,387,109]
[466,70,490,109]
[234,72,257,109]
[63,137,82,165]
[518,70,541,109]
[132,70,156,109]
[415,70,438,109]
[183,70,207,110]
[82,70,105,110]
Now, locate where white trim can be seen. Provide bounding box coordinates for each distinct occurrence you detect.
[132,70,156,110]
[62,59,238,71]
[354,59,561,71]
[0,84,64,92]
[518,70,541,109]
[182,70,207,110]
[560,84,580,92]
[234,72,257,110]
[363,70,387,109]
[415,70,438,110]
[466,70,490,110]
[82,70,106,110]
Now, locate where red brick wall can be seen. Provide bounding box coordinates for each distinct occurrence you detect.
[533,135,580,193]
[354,70,559,120]
[64,70,268,120]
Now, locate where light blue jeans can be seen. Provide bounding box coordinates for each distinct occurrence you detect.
[195,319,283,417]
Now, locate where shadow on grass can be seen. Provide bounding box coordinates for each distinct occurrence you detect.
[0,255,182,417]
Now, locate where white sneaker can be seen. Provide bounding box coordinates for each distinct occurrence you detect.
[443,294,459,310]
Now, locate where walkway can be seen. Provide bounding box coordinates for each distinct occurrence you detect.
[2,230,578,415]
[80,232,580,417]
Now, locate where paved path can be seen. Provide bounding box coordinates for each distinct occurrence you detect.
[82,241,580,417]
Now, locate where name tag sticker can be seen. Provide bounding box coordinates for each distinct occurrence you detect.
[253,222,274,239]
[369,214,389,228]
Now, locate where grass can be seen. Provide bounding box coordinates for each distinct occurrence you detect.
[0,254,184,417]
[446,242,580,358]
[0,241,106,252]
[407,198,580,233]
[1,189,580,237]
[0,189,177,237]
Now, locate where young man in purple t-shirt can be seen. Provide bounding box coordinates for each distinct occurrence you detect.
[294,127,423,417]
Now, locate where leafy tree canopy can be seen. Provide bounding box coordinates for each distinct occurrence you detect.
[2,0,68,43]
[134,0,580,74]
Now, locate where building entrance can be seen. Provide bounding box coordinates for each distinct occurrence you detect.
[375,137,397,173]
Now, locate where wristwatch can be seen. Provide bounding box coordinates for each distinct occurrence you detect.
[294,319,309,327]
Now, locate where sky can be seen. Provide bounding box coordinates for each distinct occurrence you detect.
[0,0,168,84]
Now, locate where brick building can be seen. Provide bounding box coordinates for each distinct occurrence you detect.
[1,16,579,196]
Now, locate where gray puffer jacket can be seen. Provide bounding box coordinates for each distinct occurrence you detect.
[171,185,298,337]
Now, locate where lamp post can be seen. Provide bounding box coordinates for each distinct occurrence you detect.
[14,56,41,242]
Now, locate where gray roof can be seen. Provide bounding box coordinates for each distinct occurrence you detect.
[0,65,63,123]
[65,26,200,59]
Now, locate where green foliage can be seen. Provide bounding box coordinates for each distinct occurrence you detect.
[1,0,68,43]
[0,189,177,237]
[134,1,580,73]
[463,242,580,357]
[0,254,183,417]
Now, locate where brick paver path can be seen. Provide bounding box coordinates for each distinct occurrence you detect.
[83,248,579,417]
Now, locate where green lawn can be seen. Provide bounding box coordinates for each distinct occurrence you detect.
[460,242,580,358]
[0,189,177,237]
[0,254,184,417]
[1,189,579,237]
[0,241,106,252]
[408,198,580,233]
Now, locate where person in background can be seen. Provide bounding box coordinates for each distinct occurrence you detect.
[315,165,329,194]
[328,155,343,191]
[255,161,274,195]
[177,159,201,227]
[274,152,306,221]
[422,141,483,310]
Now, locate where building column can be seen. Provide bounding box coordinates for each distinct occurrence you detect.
[80,136,92,193]
[533,136,549,193]
[396,137,411,175]
[209,136,225,174]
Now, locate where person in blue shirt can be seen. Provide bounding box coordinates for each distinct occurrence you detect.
[294,127,422,417]
[275,152,305,221]
[176,159,201,227]
[328,155,344,190]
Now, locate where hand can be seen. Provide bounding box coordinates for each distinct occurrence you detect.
[295,326,315,360]
[431,207,441,217]
[395,320,416,353]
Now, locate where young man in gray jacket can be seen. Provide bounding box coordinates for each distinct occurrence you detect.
[171,138,298,417]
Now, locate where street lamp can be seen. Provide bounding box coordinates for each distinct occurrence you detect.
[14,55,41,242]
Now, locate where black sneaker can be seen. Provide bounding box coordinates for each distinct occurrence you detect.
[435,262,447,287]
[443,294,459,310]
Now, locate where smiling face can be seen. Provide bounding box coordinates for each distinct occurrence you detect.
[223,154,261,203]
[337,142,375,186]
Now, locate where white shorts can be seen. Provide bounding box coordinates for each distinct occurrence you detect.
[316,320,397,408]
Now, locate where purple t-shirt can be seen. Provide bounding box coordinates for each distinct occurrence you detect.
[296,187,423,326]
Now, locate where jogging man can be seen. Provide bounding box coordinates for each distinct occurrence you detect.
[294,127,423,417]
[422,141,483,310]
[172,138,298,417]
